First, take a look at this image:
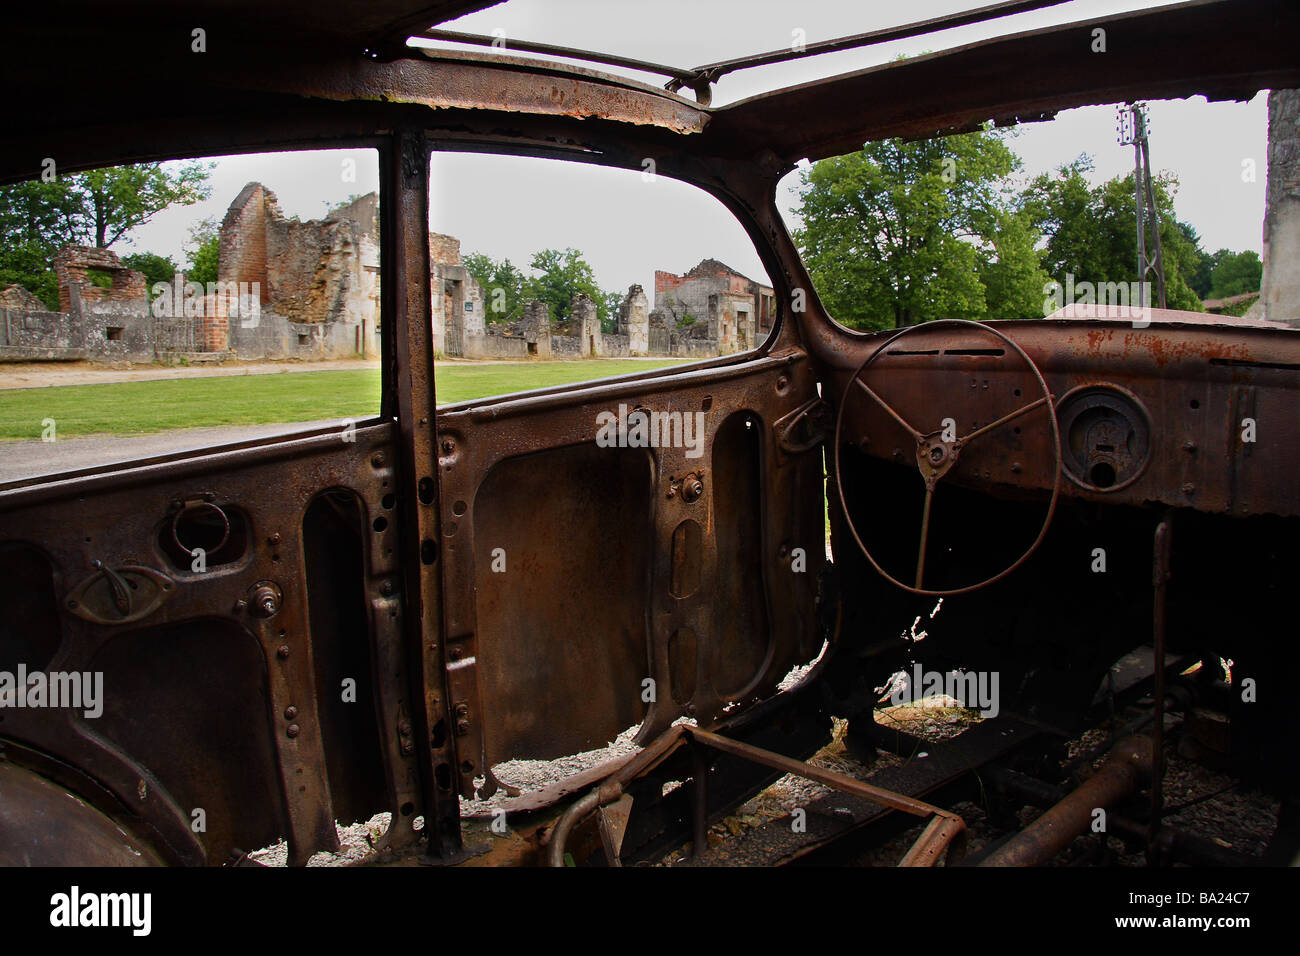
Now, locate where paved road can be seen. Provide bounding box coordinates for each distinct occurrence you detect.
[0,419,344,483]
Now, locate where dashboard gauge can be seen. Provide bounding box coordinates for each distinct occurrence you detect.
[1056,384,1152,492]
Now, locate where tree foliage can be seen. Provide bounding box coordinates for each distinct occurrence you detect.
[464,252,527,324]
[185,218,220,287]
[464,247,623,331]
[526,248,606,326]
[793,128,1050,329]
[0,161,212,309]
[120,252,177,300]
[1023,157,1203,312]
[72,162,213,249]
[1208,250,1262,299]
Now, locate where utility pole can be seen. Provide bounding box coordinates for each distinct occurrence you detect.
[1117,102,1167,310]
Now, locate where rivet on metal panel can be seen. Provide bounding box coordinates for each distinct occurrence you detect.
[284,706,298,720]
[287,724,300,738]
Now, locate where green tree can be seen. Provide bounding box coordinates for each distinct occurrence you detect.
[1208,250,1262,299]
[121,252,177,300]
[463,252,527,324]
[1024,157,1204,312]
[525,248,610,326]
[600,289,624,334]
[0,162,212,308]
[71,162,213,248]
[1180,226,1228,299]
[793,127,1048,329]
[0,179,90,308]
[185,218,219,286]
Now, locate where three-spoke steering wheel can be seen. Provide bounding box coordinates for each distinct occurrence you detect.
[833,319,1062,596]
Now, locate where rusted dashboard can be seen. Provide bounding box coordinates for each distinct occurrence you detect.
[835,318,1300,520]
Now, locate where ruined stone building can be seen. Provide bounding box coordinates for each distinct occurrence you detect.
[0,245,153,360]
[218,184,381,356]
[429,232,485,356]
[2,187,779,363]
[653,259,776,354]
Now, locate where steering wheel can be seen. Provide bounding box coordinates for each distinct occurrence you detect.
[833,319,1061,596]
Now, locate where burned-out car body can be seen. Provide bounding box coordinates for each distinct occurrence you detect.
[0,0,1297,867]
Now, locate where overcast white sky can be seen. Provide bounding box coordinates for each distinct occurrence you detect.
[128,0,1268,295]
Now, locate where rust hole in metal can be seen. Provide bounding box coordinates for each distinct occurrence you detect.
[373,516,388,532]
[435,764,452,791]
[418,477,434,504]
[420,539,437,565]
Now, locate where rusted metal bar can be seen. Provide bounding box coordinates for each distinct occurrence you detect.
[544,725,690,867]
[1151,518,1173,859]
[415,29,699,84]
[691,742,709,862]
[685,0,1071,82]
[899,814,968,867]
[422,1,1071,97]
[988,765,1261,866]
[979,736,1155,867]
[384,127,464,861]
[548,724,966,867]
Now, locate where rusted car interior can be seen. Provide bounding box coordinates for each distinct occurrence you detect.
[1,0,1297,868]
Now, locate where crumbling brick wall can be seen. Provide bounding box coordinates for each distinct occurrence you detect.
[51,245,148,316]
[219,183,271,306]
[220,182,378,326]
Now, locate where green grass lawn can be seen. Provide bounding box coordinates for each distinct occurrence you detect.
[0,359,691,440]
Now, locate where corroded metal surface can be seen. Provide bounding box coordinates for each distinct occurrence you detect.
[979,736,1155,867]
[830,319,1300,518]
[0,0,1294,870]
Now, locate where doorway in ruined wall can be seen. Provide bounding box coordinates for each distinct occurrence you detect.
[444,279,464,356]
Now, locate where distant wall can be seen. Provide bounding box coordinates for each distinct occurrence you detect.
[1264,89,1300,327]
[0,307,151,361]
[227,311,380,359]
